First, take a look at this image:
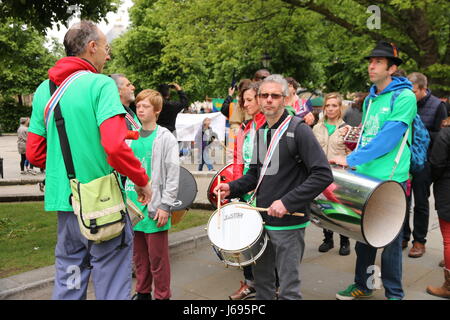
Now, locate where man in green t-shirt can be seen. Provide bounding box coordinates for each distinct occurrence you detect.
[331,41,416,300]
[26,21,152,300]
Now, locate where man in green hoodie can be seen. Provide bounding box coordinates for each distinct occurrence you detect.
[331,41,416,300]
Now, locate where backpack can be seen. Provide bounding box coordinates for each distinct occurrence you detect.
[363,89,430,174]
[285,116,305,165]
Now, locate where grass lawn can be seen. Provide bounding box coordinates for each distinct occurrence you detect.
[0,201,212,278]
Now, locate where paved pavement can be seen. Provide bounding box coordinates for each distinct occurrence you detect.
[0,134,447,301]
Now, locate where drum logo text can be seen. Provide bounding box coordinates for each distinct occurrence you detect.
[223,212,244,221]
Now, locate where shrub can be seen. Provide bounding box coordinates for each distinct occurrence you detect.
[0,97,32,134]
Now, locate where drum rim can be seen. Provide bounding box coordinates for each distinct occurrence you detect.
[212,233,269,267]
[206,163,233,208]
[207,201,265,251]
[361,179,406,248]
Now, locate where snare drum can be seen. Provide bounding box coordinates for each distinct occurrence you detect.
[207,163,234,208]
[170,167,198,225]
[207,202,268,267]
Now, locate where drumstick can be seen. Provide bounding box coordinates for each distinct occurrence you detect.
[217,175,221,229]
[236,205,304,217]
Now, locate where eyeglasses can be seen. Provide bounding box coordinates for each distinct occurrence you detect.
[105,44,111,55]
[258,93,284,100]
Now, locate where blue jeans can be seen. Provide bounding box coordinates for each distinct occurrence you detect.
[354,181,406,299]
[354,231,404,299]
[198,146,214,171]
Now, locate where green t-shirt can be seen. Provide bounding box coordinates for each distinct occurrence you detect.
[28,74,126,212]
[324,120,336,136]
[125,127,171,233]
[241,122,256,203]
[357,90,416,182]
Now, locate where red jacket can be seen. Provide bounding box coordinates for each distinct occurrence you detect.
[232,112,266,180]
[26,57,149,187]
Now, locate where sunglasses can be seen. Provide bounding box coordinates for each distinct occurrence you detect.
[258,93,284,100]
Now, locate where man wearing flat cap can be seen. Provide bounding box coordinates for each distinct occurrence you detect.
[331,41,416,300]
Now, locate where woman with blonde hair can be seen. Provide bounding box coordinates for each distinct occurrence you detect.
[312,92,351,255]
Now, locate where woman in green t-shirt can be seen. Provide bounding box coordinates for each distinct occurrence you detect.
[126,89,180,300]
[312,92,352,256]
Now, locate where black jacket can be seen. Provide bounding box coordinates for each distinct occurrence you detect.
[228,110,333,227]
[157,90,189,132]
[430,127,450,222]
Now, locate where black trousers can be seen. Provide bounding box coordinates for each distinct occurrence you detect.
[404,162,432,244]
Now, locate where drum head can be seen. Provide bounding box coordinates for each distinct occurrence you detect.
[207,202,263,251]
[171,167,198,211]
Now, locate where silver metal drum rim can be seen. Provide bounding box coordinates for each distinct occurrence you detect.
[217,233,269,267]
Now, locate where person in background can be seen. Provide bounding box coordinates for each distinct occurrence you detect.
[157,83,189,133]
[312,93,351,256]
[110,74,140,131]
[343,92,368,127]
[402,72,448,258]
[195,117,217,171]
[284,77,315,126]
[17,117,35,175]
[426,123,450,298]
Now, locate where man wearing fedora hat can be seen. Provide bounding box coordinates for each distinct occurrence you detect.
[331,41,417,300]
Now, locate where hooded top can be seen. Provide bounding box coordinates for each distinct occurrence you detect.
[26,57,149,211]
[347,77,417,182]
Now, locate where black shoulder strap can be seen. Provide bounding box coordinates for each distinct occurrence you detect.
[286,116,305,165]
[49,81,76,179]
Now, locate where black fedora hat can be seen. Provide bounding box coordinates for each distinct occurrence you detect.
[365,41,403,66]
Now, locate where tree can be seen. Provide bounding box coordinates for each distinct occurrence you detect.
[281,0,450,95]
[107,0,326,101]
[0,0,118,33]
[107,0,449,100]
[0,19,56,101]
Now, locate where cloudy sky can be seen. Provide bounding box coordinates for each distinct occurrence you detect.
[45,0,133,46]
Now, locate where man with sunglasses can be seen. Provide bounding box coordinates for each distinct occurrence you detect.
[215,74,332,299]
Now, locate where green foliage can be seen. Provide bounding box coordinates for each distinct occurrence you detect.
[0,201,212,278]
[106,0,450,99]
[0,97,32,134]
[0,0,118,33]
[0,20,56,97]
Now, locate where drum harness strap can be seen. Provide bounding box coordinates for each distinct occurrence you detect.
[249,116,293,204]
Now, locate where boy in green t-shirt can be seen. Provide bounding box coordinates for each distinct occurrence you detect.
[126,89,180,300]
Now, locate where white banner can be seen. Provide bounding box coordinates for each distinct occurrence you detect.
[175,112,227,142]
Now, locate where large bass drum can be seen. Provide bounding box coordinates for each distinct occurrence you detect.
[310,168,407,248]
[207,202,268,267]
[170,166,198,225]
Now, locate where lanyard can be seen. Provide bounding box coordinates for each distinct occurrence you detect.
[44,70,91,128]
[249,115,292,203]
